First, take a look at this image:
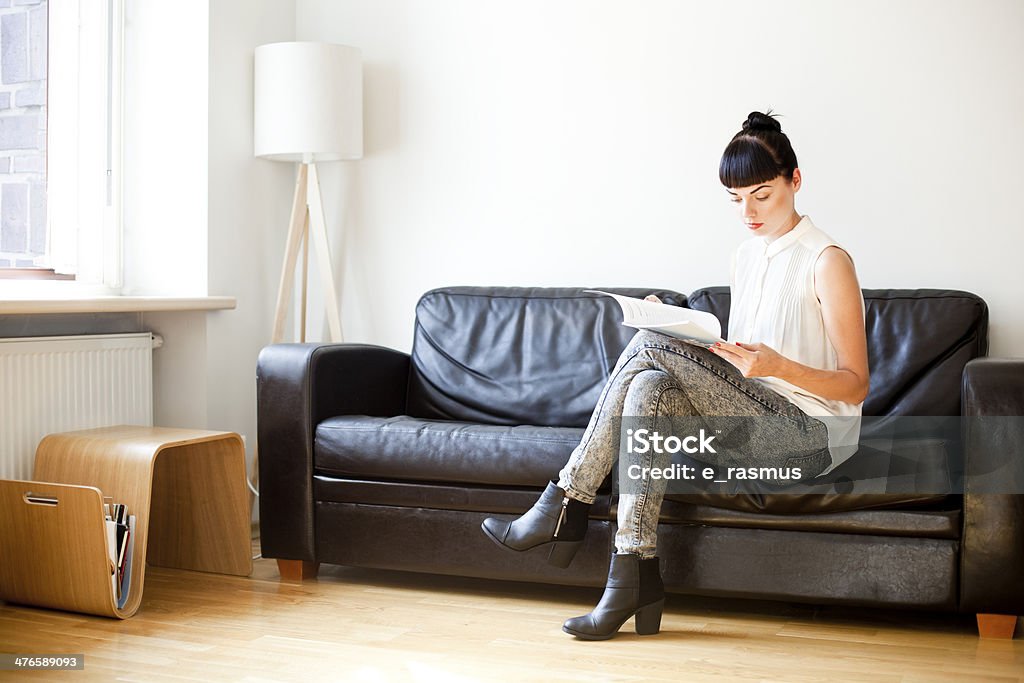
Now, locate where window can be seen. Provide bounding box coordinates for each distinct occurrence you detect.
[0,1,48,274]
[0,0,123,289]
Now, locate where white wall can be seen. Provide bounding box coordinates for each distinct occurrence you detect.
[122,1,209,297]
[121,0,296,481]
[207,0,297,469]
[296,0,1024,357]
[121,2,212,435]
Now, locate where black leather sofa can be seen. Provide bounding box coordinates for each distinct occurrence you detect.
[257,286,1023,638]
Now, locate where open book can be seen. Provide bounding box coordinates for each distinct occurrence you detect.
[586,290,725,346]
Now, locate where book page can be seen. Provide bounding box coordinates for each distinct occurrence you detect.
[586,290,724,344]
[105,517,118,596]
[584,290,684,326]
[116,515,135,609]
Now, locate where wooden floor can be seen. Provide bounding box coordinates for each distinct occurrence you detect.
[1,540,1022,682]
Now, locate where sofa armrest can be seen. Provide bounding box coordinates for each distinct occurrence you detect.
[257,342,411,562]
[959,357,1024,614]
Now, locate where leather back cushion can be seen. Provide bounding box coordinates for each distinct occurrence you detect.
[687,287,989,417]
[407,286,687,427]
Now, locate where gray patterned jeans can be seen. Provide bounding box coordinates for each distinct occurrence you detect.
[556,329,830,558]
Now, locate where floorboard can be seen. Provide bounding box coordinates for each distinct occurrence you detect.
[1,540,1021,682]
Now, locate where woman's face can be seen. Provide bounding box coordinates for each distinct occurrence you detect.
[726,169,802,241]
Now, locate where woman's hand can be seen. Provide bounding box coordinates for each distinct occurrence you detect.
[710,341,786,379]
[644,295,662,304]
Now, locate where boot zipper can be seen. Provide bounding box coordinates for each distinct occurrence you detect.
[553,497,569,538]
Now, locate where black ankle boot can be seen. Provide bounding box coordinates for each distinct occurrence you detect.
[481,481,591,568]
[562,553,665,640]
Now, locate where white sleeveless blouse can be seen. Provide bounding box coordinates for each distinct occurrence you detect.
[728,215,862,474]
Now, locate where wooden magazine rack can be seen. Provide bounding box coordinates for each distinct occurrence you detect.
[0,426,252,618]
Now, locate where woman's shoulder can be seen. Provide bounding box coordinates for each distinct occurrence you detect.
[813,238,861,301]
[815,243,856,272]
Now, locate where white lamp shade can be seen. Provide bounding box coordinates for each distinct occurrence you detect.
[254,42,363,162]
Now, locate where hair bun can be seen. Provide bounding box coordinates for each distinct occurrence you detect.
[742,111,782,133]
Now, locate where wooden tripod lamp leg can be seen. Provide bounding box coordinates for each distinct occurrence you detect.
[306,162,344,343]
[299,215,309,343]
[271,162,344,344]
[272,164,311,344]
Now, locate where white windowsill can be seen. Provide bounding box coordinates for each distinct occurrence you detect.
[0,296,237,315]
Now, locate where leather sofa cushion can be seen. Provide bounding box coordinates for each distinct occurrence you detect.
[315,415,590,489]
[405,286,687,428]
[315,415,956,514]
[688,287,988,417]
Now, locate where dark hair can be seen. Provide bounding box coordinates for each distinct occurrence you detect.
[718,111,799,188]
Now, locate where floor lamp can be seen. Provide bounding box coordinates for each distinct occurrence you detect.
[255,42,363,344]
[251,43,362,520]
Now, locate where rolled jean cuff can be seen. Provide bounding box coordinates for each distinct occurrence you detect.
[556,475,598,505]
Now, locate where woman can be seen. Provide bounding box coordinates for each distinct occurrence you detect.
[481,111,869,640]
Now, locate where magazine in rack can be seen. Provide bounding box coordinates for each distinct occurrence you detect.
[104,499,135,608]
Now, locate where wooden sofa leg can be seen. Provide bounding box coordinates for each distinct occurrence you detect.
[277,559,320,581]
[977,613,1018,639]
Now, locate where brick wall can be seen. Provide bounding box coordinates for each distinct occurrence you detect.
[0,0,46,268]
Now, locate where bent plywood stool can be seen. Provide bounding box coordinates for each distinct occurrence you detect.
[0,426,251,618]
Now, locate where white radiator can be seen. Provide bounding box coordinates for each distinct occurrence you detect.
[0,333,157,480]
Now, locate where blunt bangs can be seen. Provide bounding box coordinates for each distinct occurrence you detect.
[718,137,785,189]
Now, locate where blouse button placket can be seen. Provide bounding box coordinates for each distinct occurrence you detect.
[746,247,770,341]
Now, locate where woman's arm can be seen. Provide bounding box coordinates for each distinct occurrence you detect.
[711,246,870,404]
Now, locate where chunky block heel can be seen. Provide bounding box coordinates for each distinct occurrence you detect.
[634,599,664,635]
[563,554,665,640]
[548,540,584,568]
